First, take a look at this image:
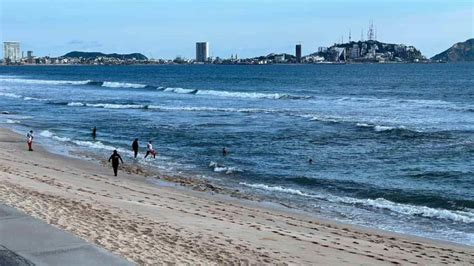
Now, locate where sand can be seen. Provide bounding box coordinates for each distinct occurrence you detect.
[0,128,472,265]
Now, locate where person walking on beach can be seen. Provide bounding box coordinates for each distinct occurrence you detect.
[26,130,34,151]
[108,150,124,176]
[132,138,139,158]
[92,126,97,139]
[144,141,156,159]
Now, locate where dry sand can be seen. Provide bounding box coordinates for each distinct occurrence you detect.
[0,128,472,265]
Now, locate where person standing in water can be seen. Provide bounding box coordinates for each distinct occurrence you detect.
[144,141,156,158]
[92,126,97,139]
[108,150,124,176]
[222,147,227,156]
[132,138,139,158]
[26,130,34,151]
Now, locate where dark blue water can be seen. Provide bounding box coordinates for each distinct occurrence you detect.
[1,64,473,245]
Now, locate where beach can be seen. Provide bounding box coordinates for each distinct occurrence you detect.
[0,128,472,265]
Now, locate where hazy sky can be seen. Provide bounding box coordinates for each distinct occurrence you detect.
[1,0,473,58]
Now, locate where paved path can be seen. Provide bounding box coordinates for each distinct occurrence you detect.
[0,204,133,266]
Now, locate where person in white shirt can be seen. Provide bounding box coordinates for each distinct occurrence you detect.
[144,140,156,158]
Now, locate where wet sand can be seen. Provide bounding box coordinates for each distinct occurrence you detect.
[0,128,472,264]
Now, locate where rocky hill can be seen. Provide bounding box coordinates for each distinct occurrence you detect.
[62,51,148,60]
[431,39,474,62]
[309,40,425,62]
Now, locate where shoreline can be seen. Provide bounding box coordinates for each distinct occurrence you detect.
[0,127,472,264]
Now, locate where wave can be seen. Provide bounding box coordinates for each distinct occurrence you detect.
[23,96,49,101]
[5,119,20,124]
[1,77,311,100]
[0,92,22,98]
[164,87,198,94]
[65,102,145,109]
[62,102,283,114]
[196,89,309,100]
[40,130,71,142]
[0,91,50,102]
[209,161,243,174]
[39,130,122,151]
[0,78,90,85]
[72,140,117,151]
[355,123,423,134]
[101,81,147,89]
[240,182,474,223]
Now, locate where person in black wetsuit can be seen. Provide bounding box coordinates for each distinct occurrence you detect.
[132,138,139,158]
[108,150,124,176]
[92,126,97,139]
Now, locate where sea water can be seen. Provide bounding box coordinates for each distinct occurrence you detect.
[0,64,472,245]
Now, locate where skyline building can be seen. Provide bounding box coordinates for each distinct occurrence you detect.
[3,41,21,63]
[195,42,209,62]
[295,44,302,63]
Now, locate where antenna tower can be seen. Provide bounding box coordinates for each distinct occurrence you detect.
[367,20,375,41]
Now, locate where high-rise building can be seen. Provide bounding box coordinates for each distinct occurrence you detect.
[295,44,302,63]
[3,41,21,63]
[195,42,209,62]
[27,51,34,64]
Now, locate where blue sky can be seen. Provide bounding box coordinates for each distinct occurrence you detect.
[1,0,473,58]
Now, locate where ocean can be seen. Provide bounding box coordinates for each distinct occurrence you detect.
[0,64,473,245]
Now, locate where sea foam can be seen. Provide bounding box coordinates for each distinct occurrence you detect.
[240,182,474,223]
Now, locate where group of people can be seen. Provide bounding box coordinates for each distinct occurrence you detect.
[27,127,309,177]
[109,139,157,176]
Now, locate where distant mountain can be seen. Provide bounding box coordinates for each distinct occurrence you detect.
[431,39,474,62]
[62,51,148,60]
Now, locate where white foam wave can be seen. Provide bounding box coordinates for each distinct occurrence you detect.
[41,130,118,150]
[5,119,20,124]
[240,182,474,223]
[356,123,412,132]
[240,182,311,197]
[209,161,243,174]
[196,90,290,100]
[66,102,145,109]
[374,125,396,132]
[356,123,372,128]
[40,130,54,138]
[23,96,48,101]
[101,82,147,89]
[164,87,197,94]
[72,140,117,151]
[0,78,90,85]
[147,105,277,114]
[0,92,22,98]
[67,102,85,107]
[86,103,145,109]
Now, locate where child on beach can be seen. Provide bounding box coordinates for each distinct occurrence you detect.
[26,130,34,151]
[144,141,156,158]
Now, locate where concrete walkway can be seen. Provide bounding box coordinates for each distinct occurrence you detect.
[0,204,133,266]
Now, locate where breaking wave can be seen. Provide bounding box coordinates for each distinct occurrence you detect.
[196,90,310,100]
[164,87,198,94]
[101,81,147,89]
[356,123,422,134]
[0,77,310,100]
[209,161,243,174]
[240,182,474,224]
[0,92,22,98]
[0,77,90,85]
[39,130,121,151]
